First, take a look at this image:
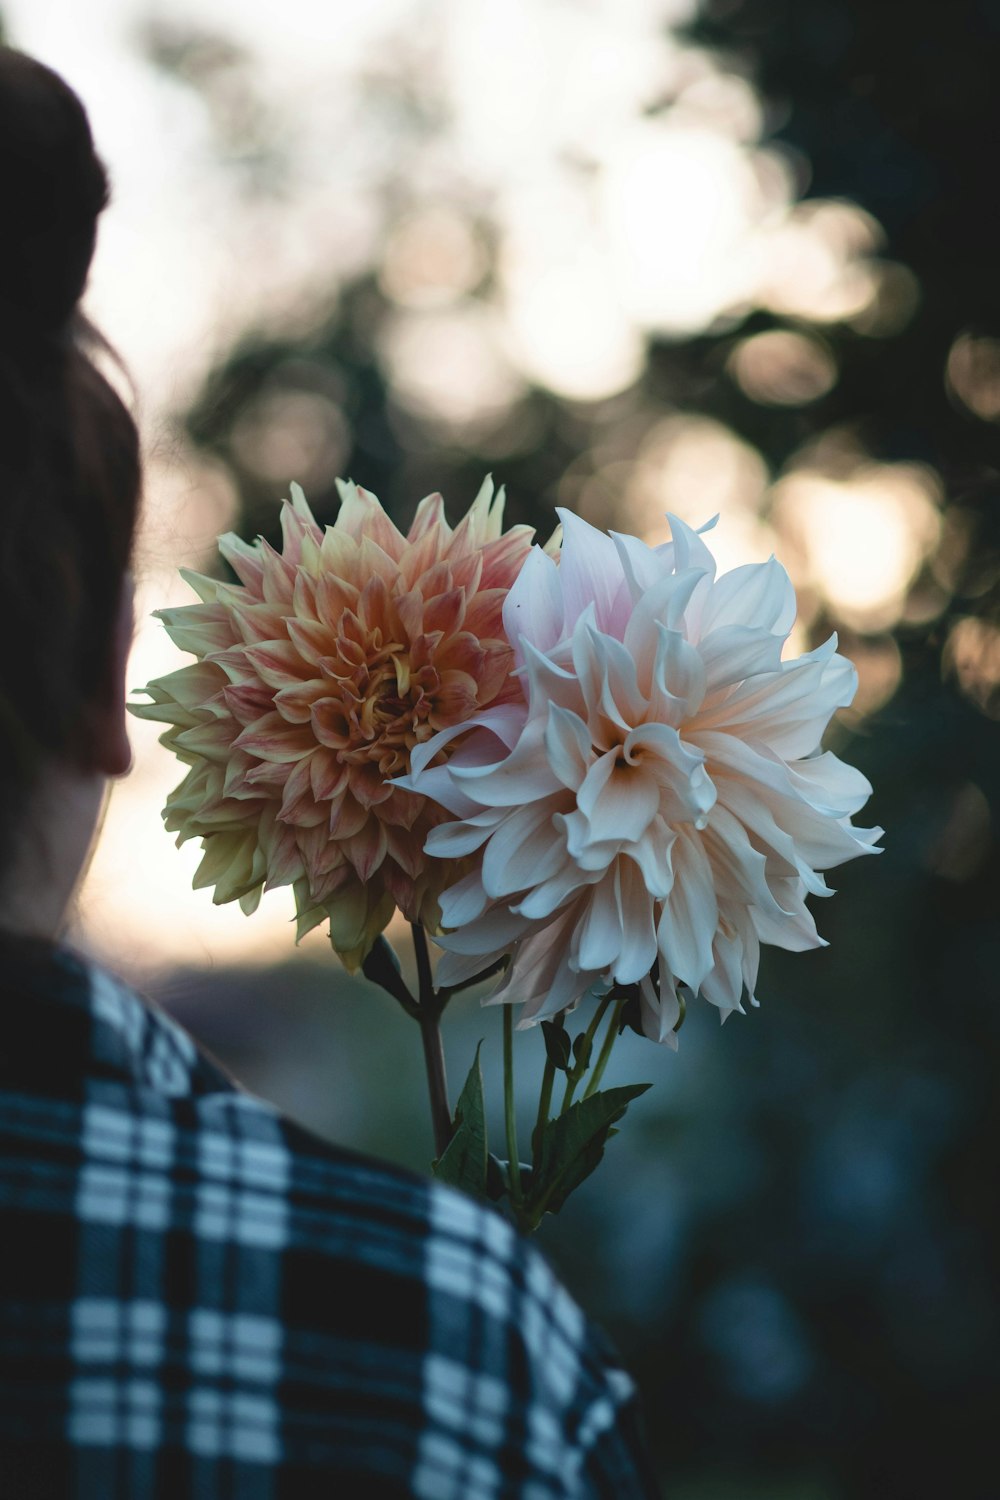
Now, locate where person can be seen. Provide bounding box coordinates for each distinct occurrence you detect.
[0,46,658,1498]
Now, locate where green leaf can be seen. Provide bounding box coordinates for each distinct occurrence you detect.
[486,1155,535,1202]
[432,1043,488,1199]
[361,936,416,1014]
[572,1028,594,1071]
[541,1019,572,1072]
[485,1152,510,1202]
[531,1083,651,1218]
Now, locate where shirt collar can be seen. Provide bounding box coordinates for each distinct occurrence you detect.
[0,934,235,1100]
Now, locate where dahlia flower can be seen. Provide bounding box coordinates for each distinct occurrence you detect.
[130,478,541,969]
[401,510,882,1044]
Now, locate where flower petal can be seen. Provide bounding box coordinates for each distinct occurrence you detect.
[656,828,718,992]
[481,796,567,899]
[555,507,627,636]
[502,545,564,666]
[544,705,593,792]
[698,557,797,640]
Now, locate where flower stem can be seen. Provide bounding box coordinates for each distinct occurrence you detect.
[410,923,452,1161]
[583,998,622,1099]
[503,1004,523,1209]
[533,1049,559,1167]
[560,995,612,1114]
[411,921,436,1008]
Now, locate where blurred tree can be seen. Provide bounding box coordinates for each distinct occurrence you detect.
[147,4,1000,1496]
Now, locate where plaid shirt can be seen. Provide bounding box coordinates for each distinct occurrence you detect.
[0,940,658,1498]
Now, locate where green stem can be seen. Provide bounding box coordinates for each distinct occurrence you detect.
[560,995,612,1114]
[533,1056,557,1167]
[420,1007,452,1161]
[583,998,622,1099]
[410,923,452,1161]
[411,922,436,1008]
[503,1004,522,1209]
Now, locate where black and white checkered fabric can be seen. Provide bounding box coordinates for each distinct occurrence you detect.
[0,940,657,1497]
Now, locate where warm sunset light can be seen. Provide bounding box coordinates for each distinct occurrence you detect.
[4,0,917,975]
[5,4,998,1494]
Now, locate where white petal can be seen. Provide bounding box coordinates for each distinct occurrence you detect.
[555,507,627,636]
[425,807,505,859]
[710,772,825,890]
[622,573,704,668]
[644,623,706,725]
[481,798,566,898]
[665,512,718,579]
[639,971,681,1048]
[436,901,528,953]
[611,530,671,599]
[514,858,599,920]
[517,959,597,1024]
[435,940,510,989]
[439,869,490,927]
[575,873,624,972]
[520,639,583,717]
[697,624,784,694]
[750,885,825,951]
[572,622,648,738]
[577,751,660,846]
[623,721,715,828]
[656,829,718,991]
[544,705,593,791]
[784,752,874,818]
[406,702,526,780]
[502,545,564,666]
[449,719,559,805]
[701,734,881,872]
[693,636,855,758]
[701,804,788,917]
[559,809,623,872]
[699,924,746,1016]
[491,905,600,1024]
[698,557,797,640]
[612,858,658,984]
[621,816,676,899]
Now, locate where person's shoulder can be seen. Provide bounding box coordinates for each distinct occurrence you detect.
[177,1077,628,1403]
[1,954,658,1494]
[181,1080,531,1304]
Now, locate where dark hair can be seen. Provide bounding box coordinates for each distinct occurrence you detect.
[0,48,142,853]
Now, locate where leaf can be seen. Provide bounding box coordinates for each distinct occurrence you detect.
[485,1152,510,1202]
[531,1083,651,1218]
[361,936,416,1013]
[432,1043,488,1199]
[572,1028,594,1071]
[541,1019,572,1072]
[486,1155,535,1202]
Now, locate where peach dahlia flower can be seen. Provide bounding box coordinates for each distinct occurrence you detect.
[402,511,882,1044]
[130,478,541,968]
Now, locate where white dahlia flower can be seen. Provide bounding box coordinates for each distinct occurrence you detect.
[400,511,882,1045]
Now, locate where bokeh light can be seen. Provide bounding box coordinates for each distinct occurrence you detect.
[944,615,1000,718]
[8,5,1000,1495]
[946,331,1000,422]
[770,457,942,632]
[10,0,908,969]
[728,329,838,407]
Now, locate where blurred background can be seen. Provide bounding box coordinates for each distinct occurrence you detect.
[6,0,1000,1493]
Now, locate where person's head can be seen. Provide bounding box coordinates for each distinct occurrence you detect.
[0,46,142,937]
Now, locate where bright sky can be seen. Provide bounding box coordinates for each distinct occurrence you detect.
[5,0,930,976]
